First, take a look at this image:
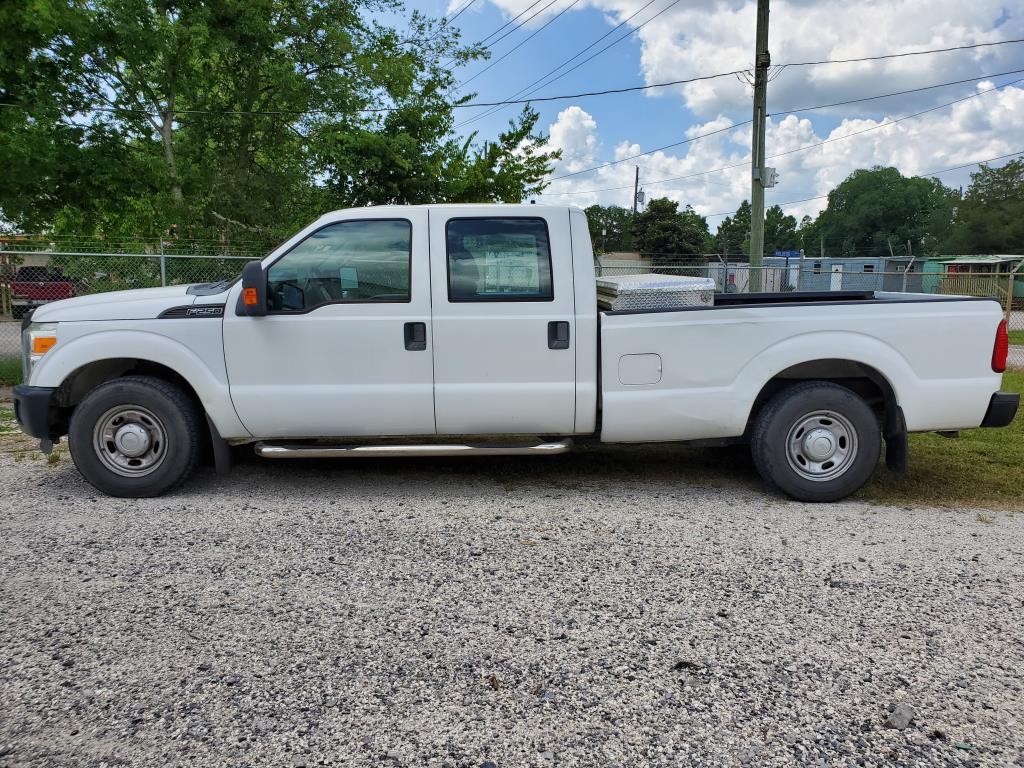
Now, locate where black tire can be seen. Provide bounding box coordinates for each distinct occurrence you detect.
[68,376,202,497]
[750,381,881,503]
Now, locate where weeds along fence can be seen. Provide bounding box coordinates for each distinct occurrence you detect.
[0,244,1022,378]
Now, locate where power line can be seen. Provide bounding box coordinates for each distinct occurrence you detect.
[498,0,686,101]
[540,74,1019,188]
[455,63,1024,116]
[460,36,1024,127]
[465,67,748,107]
[779,38,1024,68]
[548,119,753,182]
[443,0,478,25]
[449,0,547,55]
[4,41,1023,120]
[458,0,585,89]
[770,68,1024,115]
[922,149,1024,175]
[454,0,562,70]
[7,65,1020,118]
[536,72,1024,196]
[455,0,673,128]
[766,76,1024,163]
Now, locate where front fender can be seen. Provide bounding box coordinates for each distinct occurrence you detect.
[31,328,250,439]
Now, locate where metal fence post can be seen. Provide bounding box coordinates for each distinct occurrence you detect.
[1008,264,1022,324]
[159,237,167,287]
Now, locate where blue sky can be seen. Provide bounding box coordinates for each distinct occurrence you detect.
[407,0,1024,227]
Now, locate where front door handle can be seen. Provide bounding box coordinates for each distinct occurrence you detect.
[547,321,570,350]
[404,322,427,351]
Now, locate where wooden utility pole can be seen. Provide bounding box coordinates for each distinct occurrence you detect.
[748,0,770,292]
[632,166,640,216]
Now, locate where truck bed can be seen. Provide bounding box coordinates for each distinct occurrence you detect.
[597,291,1005,443]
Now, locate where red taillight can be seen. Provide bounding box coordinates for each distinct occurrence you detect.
[992,319,1008,373]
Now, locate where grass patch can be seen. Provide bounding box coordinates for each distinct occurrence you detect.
[0,405,14,434]
[860,371,1024,509]
[0,357,22,386]
[1009,329,1024,346]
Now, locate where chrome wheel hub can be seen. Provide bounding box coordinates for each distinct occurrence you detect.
[114,423,151,457]
[93,406,167,477]
[785,410,858,482]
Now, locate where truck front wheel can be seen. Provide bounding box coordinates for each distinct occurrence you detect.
[68,376,202,497]
[751,381,881,503]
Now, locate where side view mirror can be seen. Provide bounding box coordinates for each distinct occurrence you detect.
[236,260,268,317]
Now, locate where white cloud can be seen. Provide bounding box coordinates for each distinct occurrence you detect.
[481,0,1023,116]
[503,0,1024,224]
[620,0,1023,117]
[537,82,1024,228]
[544,105,601,172]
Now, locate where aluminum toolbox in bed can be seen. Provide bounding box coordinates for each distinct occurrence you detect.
[596,273,715,311]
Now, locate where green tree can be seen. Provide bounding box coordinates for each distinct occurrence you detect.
[583,205,634,252]
[810,167,956,257]
[713,201,798,257]
[764,205,798,255]
[713,200,751,256]
[942,160,1024,253]
[632,198,711,268]
[0,0,557,242]
[797,214,820,256]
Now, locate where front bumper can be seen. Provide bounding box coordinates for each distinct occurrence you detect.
[12,385,58,440]
[980,392,1019,428]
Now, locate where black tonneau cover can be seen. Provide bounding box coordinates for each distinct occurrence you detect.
[602,290,996,316]
[714,290,873,306]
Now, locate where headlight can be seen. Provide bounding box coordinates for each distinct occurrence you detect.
[23,322,58,382]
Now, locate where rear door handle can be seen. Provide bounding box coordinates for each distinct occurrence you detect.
[547,321,570,350]
[404,322,427,351]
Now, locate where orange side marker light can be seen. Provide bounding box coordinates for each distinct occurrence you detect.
[32,336,57,355]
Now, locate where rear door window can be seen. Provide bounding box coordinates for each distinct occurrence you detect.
[446,218,553,302]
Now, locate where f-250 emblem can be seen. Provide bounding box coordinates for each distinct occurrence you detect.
[186,305,224,317]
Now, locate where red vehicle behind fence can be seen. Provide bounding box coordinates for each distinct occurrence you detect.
[10,266,76,319]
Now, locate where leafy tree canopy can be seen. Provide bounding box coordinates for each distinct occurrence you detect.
[632,197,711,267]
[0,0,558,244]
[764,205,799,256]
[583,204,634,253]
[713,200,750,257]
[797,167,956,258]
[942,160,1024,254]
[713,202,804,258]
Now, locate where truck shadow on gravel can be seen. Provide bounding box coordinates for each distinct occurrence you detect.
[223,442,764,496]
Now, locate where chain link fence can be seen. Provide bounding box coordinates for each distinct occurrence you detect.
[1,236,272,383]
[1,242,1022,384]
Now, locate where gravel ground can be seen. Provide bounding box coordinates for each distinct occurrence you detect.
[0,446,1022,768]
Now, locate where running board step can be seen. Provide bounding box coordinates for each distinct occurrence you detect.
[253,440,573,459]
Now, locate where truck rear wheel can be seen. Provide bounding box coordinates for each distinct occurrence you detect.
[68,376,202,497]
[750,381,881,502]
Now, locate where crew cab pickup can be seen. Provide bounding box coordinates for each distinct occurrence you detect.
[10,265,76,319]
[12,205,1018,501]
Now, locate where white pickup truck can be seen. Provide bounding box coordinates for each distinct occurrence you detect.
[13,204,1017,501]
